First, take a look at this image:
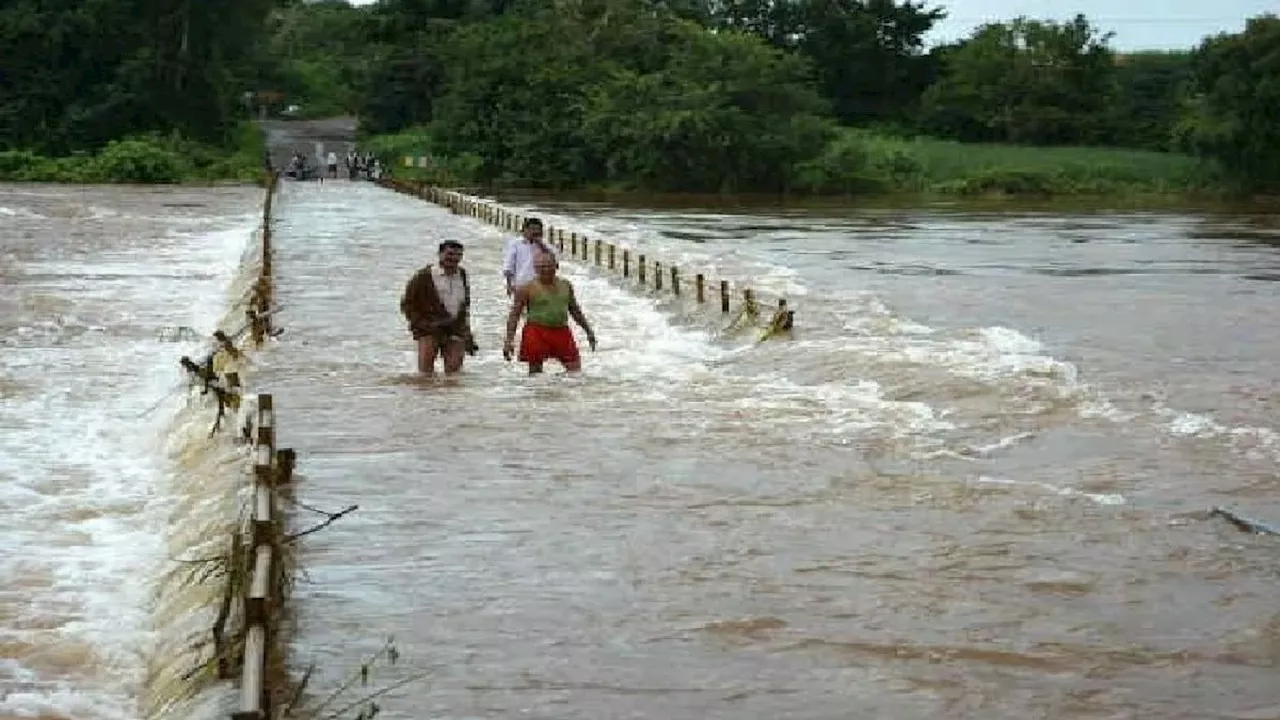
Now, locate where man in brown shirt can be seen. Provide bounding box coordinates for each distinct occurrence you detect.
[399,240,477,375]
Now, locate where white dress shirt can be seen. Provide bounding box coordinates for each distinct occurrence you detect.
[502,236,557,287]
[431,266,465,317]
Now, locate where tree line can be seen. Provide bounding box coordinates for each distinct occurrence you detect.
[1,0,1277,194]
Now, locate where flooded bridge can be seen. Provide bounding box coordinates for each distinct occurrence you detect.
[2,161,1279,720]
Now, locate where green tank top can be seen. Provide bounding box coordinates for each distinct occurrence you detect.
[526,279,571,327]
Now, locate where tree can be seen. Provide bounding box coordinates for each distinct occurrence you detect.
[790,0,945,124]
[919,14,1117,145]
[0,0,282,154]
[421,0,835,190]
[1174,14,1280,192]
[580,23,833,191]
[703,0,944,124]
[1107,51,1192,151]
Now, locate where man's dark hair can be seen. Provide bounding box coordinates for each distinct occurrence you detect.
[439,240,464,252]
[522,217,543,230]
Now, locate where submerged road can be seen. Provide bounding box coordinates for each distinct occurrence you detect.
[250,176,1280,720]
[259,116,357,174]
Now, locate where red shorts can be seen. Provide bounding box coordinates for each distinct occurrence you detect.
[519,323,580,365]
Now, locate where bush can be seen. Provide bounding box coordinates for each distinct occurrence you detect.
[791,129,923,195]
[0,125,266,184]
[785,126,1212,197]
[361,126,484,186]
[94,139,187,183]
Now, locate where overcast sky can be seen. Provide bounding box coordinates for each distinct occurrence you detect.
[343,0,1273,51]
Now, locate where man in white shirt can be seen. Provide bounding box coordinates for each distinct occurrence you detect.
[502,217,557,296]
[399,241,477,375]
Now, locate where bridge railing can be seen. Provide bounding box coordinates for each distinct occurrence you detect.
[175,171,296,720]
[379,178,794,342]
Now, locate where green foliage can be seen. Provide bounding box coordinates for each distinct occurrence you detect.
[1174,15,1280,192]
[788,128,1209,197]
[0,0,279,155]
[414,1,836,192]
[578,25,834,192]
[265,0,377,117]
[792,129,919,194]
[2,0,1277,196]
[920,14,1118,145]
[426,6,607,187]
[1108,51,1193,151]
[95,140,188,184]
[783,0,946,124]
[360,126,483,186]
[0,126,266,184]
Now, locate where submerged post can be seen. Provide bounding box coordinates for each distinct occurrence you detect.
[234,393,276,720]
[375,184,796,324]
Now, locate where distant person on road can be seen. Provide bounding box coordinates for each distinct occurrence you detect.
[326,151,338,179]
[400,240,478,376]
[502,217,556,296]
[503,254,596,374]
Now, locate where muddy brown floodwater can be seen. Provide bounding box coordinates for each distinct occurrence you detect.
[236,179,1280,720]
[0,182,265,720]
[9,174,1273,719]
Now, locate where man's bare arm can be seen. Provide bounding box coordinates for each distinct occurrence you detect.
[505,286,529,345]
[501,241,518,295]
[567,284,596,347]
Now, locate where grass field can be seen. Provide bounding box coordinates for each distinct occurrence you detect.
[367,124,1217,198]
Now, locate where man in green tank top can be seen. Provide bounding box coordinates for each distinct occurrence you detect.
[503,254,597,374]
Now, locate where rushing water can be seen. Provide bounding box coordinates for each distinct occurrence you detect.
[3,177,1279,720]
[250,181,1280,720]
[0,184,261,720]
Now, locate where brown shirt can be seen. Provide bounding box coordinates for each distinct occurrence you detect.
[400,264,471,341]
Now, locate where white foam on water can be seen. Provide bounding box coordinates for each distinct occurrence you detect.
[837,295,1134,424]
[489,201,806,299]
[0,205,45,219]
[464,260,729,401]
[455,235,958,448]
[442,203,1071,452]
[971,474,1127,506]
[400,194,1271,504]
[483,200,1140,435]
[737,372,956,447]
[559,266,729,383]
[0,216,257,720]
[1157,405,1280,463]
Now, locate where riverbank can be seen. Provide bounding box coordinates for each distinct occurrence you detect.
[368,125,1232,202]
[0,124,268,185]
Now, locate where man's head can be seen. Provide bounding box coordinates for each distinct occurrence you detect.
[522,218,544,243]
[438,240,464,270]
[534,252,558,282]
